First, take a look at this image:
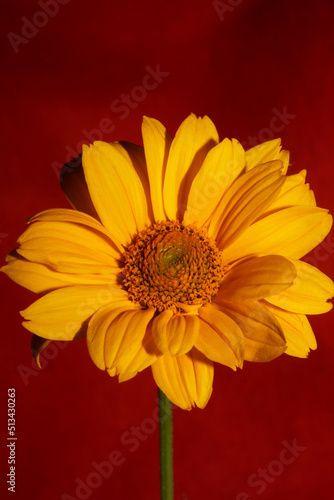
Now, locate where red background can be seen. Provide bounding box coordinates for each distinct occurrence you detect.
[1,0,334,499]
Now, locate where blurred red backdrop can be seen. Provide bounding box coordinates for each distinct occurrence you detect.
[1,0,334,499]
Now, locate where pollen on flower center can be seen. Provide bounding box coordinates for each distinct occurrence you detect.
[122,221,227,312]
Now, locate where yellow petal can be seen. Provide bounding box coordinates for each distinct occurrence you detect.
[28,208,121,257]
[116,325,161,382]
[263,170,316,215]
[223,207,333,263]
[152,310,199,356]
[213,300,286,362]
[195,315,239,370]
[20,285,128,340]
[266,259,334,314]
[105,308,156,374]
[16,220,119,274]
[218,255,297,301]
[60,154,100,219]
[87,303,155,372]
[212,161,285,248]
[245,138,283,170]
[1,253,119,293]
[142,116,172,221]
[184,138,245,226]
[114,141,155,224]
[265,303,316,357]
[151,348,213,410]
[82,141,150,246]
[163,114,219,221]
[87,304,136,370]
[198,305,244,366]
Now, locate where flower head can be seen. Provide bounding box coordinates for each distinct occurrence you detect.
[2,114,334,409]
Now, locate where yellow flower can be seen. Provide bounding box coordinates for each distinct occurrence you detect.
[2,114,334,410]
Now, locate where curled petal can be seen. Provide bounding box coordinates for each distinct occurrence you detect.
[30,336,68,368]
[31,335,52,368]
[152,310,199,357]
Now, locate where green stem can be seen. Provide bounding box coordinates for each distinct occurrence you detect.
[158,389,174,500]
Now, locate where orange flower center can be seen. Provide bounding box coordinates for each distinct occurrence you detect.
[122,221,227,312]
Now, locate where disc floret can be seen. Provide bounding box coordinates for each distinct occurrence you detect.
[122,221,227,312]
